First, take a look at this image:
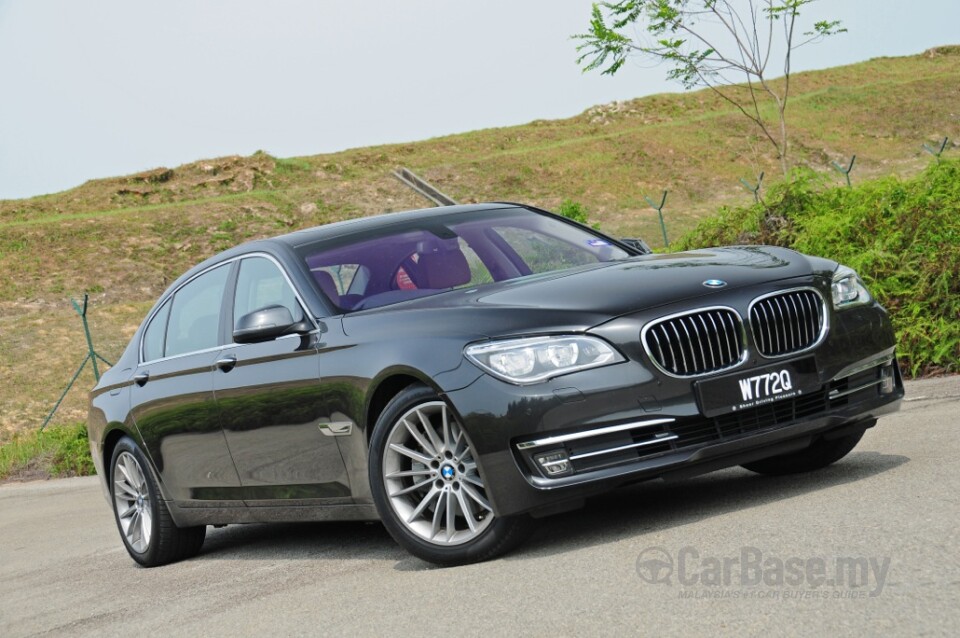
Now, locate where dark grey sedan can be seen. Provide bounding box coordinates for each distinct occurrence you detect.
[88,203,903,566]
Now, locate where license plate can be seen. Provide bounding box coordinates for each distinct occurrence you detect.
[696,357,820,418]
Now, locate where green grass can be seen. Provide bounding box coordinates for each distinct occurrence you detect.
[0,423,95,481]
[677,159,960,377]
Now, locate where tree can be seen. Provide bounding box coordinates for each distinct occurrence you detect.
[575,0,846,174]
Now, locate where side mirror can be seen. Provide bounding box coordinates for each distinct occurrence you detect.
[233,305,310,344]
[620,237,652,255]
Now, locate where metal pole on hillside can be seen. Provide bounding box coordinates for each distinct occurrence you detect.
[40,294,113,431]
[922,137,950,162]
[739,172,764,203]
[831,155,857,188]
[644,191,669,248]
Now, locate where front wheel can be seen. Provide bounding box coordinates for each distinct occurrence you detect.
[368,384,534,566]
[110,436,205,567]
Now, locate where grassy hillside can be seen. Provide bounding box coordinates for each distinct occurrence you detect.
[1,47,958,443]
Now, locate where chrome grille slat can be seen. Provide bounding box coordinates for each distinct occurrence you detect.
[788,295,804,344]
[642,308,744,378]
[721,310,737,362]
[789,294,804,344]
[771,298,784,352]
[749,289,825,358]
[669,322,688,374]
[649,329,666,370]
[696,315,714,369]
[801,293,816,343]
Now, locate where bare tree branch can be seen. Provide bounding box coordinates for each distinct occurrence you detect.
[575,0,844,174]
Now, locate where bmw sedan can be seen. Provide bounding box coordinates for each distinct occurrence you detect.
[88,202,903,566]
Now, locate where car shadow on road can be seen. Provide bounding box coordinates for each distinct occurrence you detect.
[198,519,405,563]
[511,450,909,563]
[190,450,907,569]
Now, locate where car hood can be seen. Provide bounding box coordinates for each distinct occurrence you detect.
[342,246,832,343]
[471,246,824,316]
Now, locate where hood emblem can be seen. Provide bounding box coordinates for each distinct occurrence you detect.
[703,279,727,289]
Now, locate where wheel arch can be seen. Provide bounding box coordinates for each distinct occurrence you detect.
[102,426,129,480]
[364,368,440,443]
[101,424,174,503]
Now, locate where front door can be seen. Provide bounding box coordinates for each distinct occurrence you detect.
[214,255,351,504]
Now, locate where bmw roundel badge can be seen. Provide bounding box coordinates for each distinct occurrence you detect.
[703,279,727,288]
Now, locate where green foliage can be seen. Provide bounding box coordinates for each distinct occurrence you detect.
[677,159,960,377]
[0,423,95,480]
[557,198,599,229]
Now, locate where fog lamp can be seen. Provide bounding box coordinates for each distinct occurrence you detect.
[880,364,896,394]
[535,450,573,477]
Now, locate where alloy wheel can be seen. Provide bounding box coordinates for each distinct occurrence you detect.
[382,401,494,545]
[113,450,153,553]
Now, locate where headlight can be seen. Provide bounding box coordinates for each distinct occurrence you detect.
[831,265,872,309]
[464,335,624,384]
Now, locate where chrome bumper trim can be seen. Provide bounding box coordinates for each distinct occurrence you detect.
[569,433,679,461]
[516,417,676,450]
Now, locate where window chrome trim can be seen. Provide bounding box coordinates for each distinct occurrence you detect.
[138,252,319,366]
[747,286,829,360]
[640,306,748,379]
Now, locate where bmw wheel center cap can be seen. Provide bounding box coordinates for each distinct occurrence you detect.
[441,465,456,480]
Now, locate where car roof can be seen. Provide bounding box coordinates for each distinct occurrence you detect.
[162,203,529,294]
[273,203,522,248]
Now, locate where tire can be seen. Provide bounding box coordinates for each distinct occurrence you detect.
[368,384,535,566]
[110,436,206,567]
[741,429,865,476]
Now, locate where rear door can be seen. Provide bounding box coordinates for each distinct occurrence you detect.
[213,255,352,504]
[129,263,242,505]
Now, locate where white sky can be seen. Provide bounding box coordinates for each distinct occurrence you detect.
[0,0,956,200]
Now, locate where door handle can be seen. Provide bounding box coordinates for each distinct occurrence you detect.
[133,372,150,387]
[216,355,238,372]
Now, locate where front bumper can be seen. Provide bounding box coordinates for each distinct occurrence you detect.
[445,297,904,518]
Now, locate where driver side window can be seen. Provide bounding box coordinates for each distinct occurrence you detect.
[233,257,305,335]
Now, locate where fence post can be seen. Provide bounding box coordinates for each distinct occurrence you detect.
[739,172,765,203]
[643,190,669,248]
[41,294,113,431]
[831,155,856,188]
[922,137,950,162]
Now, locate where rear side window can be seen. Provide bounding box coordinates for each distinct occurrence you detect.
[165,265,230,358]
[311,264,366,296]
[233,257,304,332]
[142,300,171,362]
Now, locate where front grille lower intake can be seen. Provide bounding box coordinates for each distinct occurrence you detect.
[749,288,825,357]
[642,308,744,377]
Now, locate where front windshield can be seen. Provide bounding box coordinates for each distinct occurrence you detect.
[298,207,631,312]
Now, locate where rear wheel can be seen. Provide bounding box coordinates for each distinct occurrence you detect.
[368,384,534,565]
[741,429,865,476]
[110,436,205,567]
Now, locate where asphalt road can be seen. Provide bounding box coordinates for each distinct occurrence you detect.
[2,378,958,637]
